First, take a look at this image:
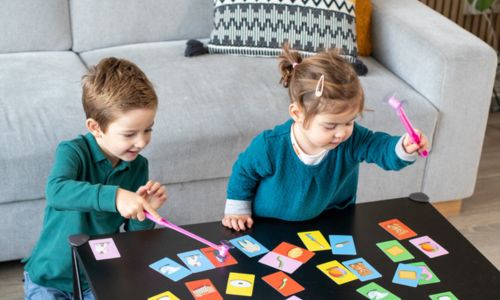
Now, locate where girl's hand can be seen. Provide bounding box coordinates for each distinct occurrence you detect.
[222,214,254,231]
[403,129,430,155]
[137,180,168,210]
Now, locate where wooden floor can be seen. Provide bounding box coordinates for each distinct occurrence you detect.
[1,114,499,300]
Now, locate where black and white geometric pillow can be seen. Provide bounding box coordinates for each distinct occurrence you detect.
[208,0,366,74]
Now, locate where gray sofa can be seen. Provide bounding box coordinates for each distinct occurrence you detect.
[0,0,496,262]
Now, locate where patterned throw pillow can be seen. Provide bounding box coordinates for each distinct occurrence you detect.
[208,0,367,75]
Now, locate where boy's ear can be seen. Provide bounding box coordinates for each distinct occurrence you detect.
[86,118,103,138]
[289,103,305,124]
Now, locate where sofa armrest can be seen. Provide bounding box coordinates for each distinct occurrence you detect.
[371,0,497,201]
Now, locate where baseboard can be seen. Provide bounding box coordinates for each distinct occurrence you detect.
[432,199,463,218]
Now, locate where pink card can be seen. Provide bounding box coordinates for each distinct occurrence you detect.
[409,236,449,258]
[258,252,302,274]
[89,238,121,260]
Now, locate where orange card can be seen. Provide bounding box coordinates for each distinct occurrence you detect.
[200,247,238,267]
[262,271,304,297]
[379,218,417,240]
[185,279,222,300]
[273,242,315,263]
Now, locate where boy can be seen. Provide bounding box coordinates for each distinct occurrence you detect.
[23,57,167,299]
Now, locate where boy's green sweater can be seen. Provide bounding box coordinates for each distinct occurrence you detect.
[24,133,154,292]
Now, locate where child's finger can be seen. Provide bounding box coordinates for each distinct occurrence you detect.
[230,218,241,231]
[238,219,246,231]
[136,210,146,222]
[143,202,161,221]
[148,182,161,194]
[246,217,254,228]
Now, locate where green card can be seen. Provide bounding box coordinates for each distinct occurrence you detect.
[357,282,401,300]
[429,291,459,300]
[376,240,414,262]
[409,262,440,285]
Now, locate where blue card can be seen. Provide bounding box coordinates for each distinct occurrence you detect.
[392,263,422,287]
[329,235,356,255]
[177,249,215,273]
[149,257,191,282]
[230,235,269,257]
[343,257,382,281]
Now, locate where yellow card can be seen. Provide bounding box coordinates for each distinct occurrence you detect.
[148,290,179,300]
[317,260,358,285]
[297,230,331,251]
[226,272,255,297]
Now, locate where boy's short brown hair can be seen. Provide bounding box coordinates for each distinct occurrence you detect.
[82,57,158,131]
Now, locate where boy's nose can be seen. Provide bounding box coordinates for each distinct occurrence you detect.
[135,138,147,149]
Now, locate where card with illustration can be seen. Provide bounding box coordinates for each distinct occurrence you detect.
[200,246,238,268]
[89,238,121,260]
[230,235,269,257]
[379,218,417,240]
[262,271,304,297]
[185,279,222,300]
[297,230,331,251]
[226,272,255,297]
[409,236,449,258]
[356,282,401,300]
[317,260,358,285]
[147,290,180,300]
[177,249,215,273]
[329,235,357,255]
[286,296,303,300]
[392,263,422,287]
[272,242,315,264]
[342,257,381,281]
[376,240,415,262]
[409,262,440,285]
[149,257,192,282]
[429,291,459,300]
[259,251,302,274]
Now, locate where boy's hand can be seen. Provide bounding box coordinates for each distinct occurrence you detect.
[116,188,162,221]
[137,180,168,210]
[403,129,430,155]
[222,214,254,231]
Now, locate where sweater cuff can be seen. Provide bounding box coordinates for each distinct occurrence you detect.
[396,135,418,162]
[225,199,252,216]
[98,185,119,212]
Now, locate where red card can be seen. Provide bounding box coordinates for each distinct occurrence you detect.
[200,247,237,267]
[262,271,304,297]
[185,279,222,300]
[272,242,315,263]
[379,218,417,240]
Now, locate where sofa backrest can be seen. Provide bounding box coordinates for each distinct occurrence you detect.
[0,0,72,53]
[70,0,214,53]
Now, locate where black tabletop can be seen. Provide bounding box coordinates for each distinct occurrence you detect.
[75,197,500,299]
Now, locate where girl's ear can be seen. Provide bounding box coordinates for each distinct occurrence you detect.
[86,118,103,138]
[289,103,305,124]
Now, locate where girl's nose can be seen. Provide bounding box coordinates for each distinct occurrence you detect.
[335,129,346,139]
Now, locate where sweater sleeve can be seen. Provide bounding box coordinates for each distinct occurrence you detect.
[349,123,415,170]
[226,133,273,202]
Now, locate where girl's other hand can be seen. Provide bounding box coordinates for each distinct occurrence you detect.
[222,214,254,231]
[403,129,430,155]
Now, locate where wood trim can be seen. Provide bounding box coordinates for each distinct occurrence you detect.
[432,199,463,217]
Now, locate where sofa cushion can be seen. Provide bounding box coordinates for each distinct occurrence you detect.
[70,0,213,53]
[0,52,88,204]
[0,0,72,53]
[80,41,437,197]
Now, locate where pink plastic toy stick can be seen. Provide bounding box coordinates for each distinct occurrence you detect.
[388,96,428,157]
[144,211,229,258]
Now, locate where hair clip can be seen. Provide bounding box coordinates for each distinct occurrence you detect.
[315,74,325,97]
[292,62,299,69]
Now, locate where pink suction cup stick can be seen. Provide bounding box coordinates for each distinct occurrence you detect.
[386,95,428,158]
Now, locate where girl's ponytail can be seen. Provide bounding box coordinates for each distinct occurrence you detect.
[278,42,302,88]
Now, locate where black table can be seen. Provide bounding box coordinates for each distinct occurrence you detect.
[71,196,500,299]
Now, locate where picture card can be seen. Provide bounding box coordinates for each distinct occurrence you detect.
[177,249,215,273]
[376,240,415,262]
[379,218,417,240]
[297,230,331,251]
[262,271,304,297]
[329,235,356,255]
[409,236,449,258]
[259,251,302,274]
[200,246,238,268]
[89,238,120,260]
[149,257,191,282]
[286,296,303,300]
[429,291,459,300]
[343,257,381,281]
[356,282,401,300]
[392,263,422,287]
[409,262,440,285]
[272,242,315,264]
[185,279,222,300]
[317,260,358,285]
[147,291,180,300]
[226,272,255,297]
[230,235,269,257]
